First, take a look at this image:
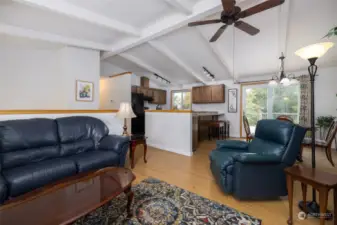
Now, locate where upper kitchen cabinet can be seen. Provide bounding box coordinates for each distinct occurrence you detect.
[192,84,225,104]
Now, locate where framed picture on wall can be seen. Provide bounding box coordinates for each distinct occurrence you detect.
[76,80,94,102]
[228,88,237,113]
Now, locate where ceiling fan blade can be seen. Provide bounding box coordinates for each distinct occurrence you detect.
[188,19,222,27]
[238,0,285,19]
[210,25,227,42]
[221,0,235,12]
[234,21,260,35]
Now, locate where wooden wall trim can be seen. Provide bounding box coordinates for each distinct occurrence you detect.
[145,110,192,113]
[108,72,132,78]
[0,110,118,115]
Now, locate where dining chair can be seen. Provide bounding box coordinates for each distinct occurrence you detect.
[301,120,337,166]
[243,115,254,142]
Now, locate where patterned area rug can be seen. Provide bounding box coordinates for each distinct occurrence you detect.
[72,178,262,225]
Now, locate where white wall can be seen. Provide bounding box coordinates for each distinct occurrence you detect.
[59,46,100,109]
[99,75,132,109]
[100,61,125,77]
[145,112,193,156]
[0,40,100,109]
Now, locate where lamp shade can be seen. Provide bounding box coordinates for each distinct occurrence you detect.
[116,102,136,119]
[295,42,334,60]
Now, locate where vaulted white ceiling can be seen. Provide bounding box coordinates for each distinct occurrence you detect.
[0,0,336,84]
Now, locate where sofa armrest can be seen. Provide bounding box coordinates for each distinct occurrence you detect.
[99,135,129,154]
[216,140,249,151]
[0,175,7,204]
[233,153,281,164]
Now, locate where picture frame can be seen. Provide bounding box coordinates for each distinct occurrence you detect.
[76,80,94,102]
[228,88,238,113]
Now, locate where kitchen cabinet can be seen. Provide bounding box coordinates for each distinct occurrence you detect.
[152,89,166,105]
[192,84,225,103]
[131,86,166,105]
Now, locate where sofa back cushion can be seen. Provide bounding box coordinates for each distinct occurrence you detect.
[0,118,59,169]
[248,120,294,157]
[56,116,109,156]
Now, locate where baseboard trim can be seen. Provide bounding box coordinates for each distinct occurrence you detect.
[147,142,193,157]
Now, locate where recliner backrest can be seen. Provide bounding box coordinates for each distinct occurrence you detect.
[56,116,109,156]
[0,118,59,169]
[248,119,294,158]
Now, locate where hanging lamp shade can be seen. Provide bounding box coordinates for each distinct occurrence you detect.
[295,42,334,60]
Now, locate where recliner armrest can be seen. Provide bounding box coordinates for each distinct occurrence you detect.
[233,153,281,164]
[99,135,129,154]
[0,175,8,204]
[216,140,249,151]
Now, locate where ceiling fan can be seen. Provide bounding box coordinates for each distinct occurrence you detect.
[188,0,285,42]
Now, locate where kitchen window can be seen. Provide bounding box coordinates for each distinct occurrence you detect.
[171,90,191,110]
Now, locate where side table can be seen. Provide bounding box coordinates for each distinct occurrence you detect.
[284,166,337,225]
[129,134,147,169]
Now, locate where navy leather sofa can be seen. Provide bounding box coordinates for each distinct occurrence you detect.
[209,119,306,199]
[0,116,129,204]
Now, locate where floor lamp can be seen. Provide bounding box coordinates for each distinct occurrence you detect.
[295,42,334,216]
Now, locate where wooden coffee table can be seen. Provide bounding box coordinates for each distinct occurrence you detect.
[0,167,136,225]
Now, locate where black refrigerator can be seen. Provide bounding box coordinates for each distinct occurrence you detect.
[131,93,145,135]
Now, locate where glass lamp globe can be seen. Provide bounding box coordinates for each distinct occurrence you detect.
[289,78,299,85]
[280,77,290,86]
[268,79,278,87]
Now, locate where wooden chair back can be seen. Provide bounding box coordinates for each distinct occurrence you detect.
[243,115,251,136]
[276,115,294,123]
[326,120,337,145]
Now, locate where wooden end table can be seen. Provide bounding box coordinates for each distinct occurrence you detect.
[129,134,147,169]
[285,166,337,225]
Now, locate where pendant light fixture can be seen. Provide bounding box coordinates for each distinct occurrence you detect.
[268,52,298,86]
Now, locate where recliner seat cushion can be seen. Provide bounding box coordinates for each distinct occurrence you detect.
[2,158,76,197]
[67,150,119,173]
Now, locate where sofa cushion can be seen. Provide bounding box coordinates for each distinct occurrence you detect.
[2,158,76,197]
[0,119,60,168]
[56,116,109,148]
[60,140,95,156]
[0,176,7,204]
[0,118,58,152]
[67,150,119,173]
[1,146,59,169]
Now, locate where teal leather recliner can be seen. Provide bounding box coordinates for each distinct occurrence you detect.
[209,119,306,199]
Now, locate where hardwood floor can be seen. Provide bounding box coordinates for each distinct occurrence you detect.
[126,140,337,225]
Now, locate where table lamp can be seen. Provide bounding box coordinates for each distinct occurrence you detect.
[116,102,136,136]
[295,41,334,217]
